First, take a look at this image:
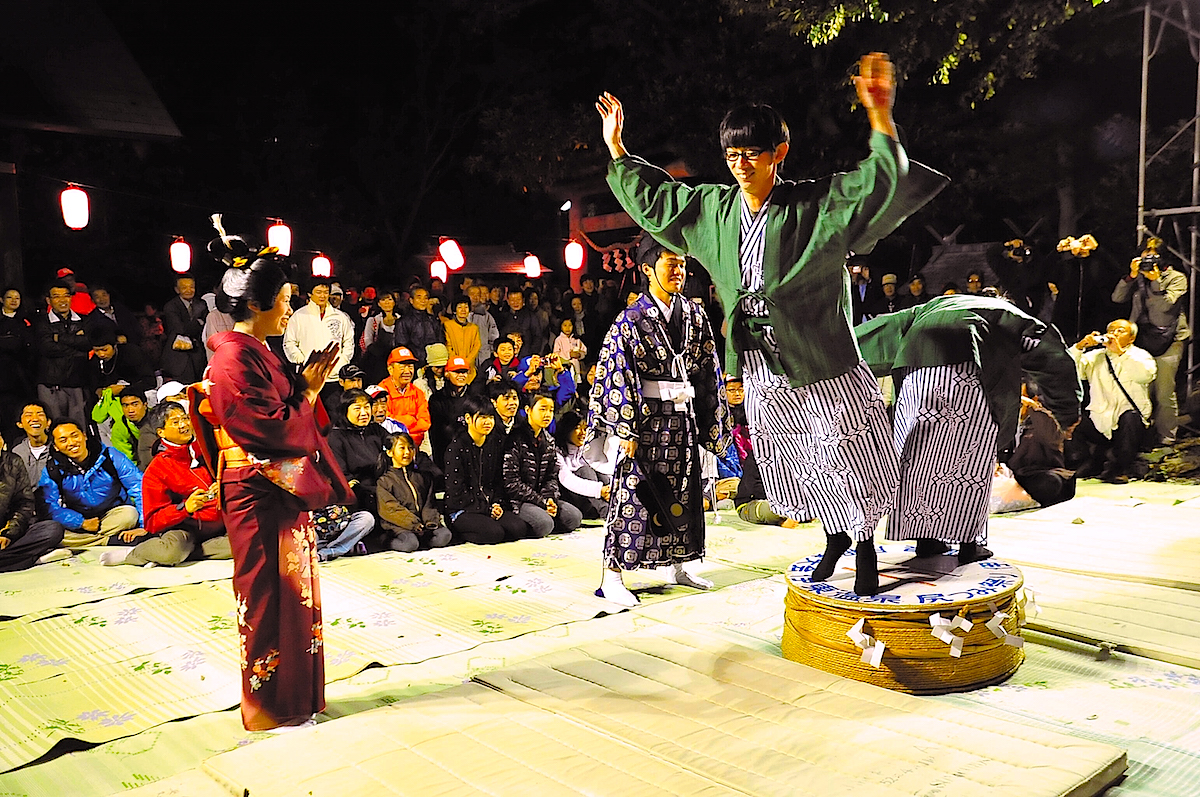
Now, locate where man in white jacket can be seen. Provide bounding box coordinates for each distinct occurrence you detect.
[1068,319,1156,484]
[282,280,355,404]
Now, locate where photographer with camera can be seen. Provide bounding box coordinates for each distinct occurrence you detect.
[1067,320,1156,483]
[1111,237,1190,445]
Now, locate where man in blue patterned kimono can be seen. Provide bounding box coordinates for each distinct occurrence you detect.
[587,241,730,606]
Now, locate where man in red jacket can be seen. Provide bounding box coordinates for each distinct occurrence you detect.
[99,401,231,566]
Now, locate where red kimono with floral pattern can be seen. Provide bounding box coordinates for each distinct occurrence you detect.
[198,331,352,730]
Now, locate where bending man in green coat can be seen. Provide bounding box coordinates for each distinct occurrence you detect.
[597,52,947,595]
[856,294,1082,561]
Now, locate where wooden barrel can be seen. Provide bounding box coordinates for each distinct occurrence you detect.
[781,544,1027,695]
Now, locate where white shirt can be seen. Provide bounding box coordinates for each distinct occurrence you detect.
[1069,344,1157,437]
[282,302,355,381]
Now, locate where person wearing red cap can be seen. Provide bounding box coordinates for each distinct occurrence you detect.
[379,347,430,447]
[54,268,96,316]
[429,356,473,468]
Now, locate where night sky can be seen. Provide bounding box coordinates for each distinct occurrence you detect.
[5,0,1195,312]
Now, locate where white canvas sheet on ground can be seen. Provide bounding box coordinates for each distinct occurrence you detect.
[123,682,741,797]
[988,496,1200,590]
[474,627,1126,797]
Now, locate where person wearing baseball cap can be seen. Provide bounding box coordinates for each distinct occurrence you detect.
[52,267,96,316]
[379,347,430,447]
[428,356,473,467]
[864,273,902,318]
[328,283,345,309]
[338,364,365,391]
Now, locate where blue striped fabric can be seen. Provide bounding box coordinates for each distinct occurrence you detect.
[887,362,995,544]
[742,351,898,541]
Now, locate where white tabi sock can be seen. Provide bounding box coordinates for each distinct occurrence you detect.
[597,569,639,606]
[98,550,129,567]
[671,562,713,590]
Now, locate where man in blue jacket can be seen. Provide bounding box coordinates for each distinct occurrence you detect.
[39,418,145,548]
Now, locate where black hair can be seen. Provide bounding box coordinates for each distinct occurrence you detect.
[339,388,372,421]
[309,278,332,289]
[462,393,498,419]
[214,254,291,322]
[380,430,416,473]
[527,390,555,409]
[47,416,87,440]
[48,279,74,296]
[16,400,51,425]
[486,378,521,403]
[719,104,790,151]
[148,400,185,433]
[635,238,671,271]
[118,392,146,405]
[87,325,118,348]
[453,296,471,311]
[553,409,584,450]
[941,282,960,294]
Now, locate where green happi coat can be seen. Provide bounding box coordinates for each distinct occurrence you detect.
[855,294,1083,450]
[606,131,949,386]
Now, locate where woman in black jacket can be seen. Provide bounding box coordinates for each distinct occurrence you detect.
[326,389,388,513]
[502,392,582,537]
[443,395,529,544]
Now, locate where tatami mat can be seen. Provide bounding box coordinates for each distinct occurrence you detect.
[990,495,1200,590]
[475,628,1126,797]
[6,486,1200,795]
[127,683,741,797]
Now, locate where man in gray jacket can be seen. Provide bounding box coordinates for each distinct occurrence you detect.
[1112,241,1190,444]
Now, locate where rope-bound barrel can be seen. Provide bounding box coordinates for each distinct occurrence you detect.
[781,547,1029,695]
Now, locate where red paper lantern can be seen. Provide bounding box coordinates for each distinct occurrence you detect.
[267,221,292,256]
[312,254,332,278]
[523,254,541,278]
[438,238,465,271]
[430,259,448,282]
[169,237,191,273]
[565,240,584,270]
[60,187,89,229]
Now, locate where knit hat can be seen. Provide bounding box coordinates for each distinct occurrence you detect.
[424,343,449,367]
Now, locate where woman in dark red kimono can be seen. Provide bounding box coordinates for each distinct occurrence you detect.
[193,236,351,731]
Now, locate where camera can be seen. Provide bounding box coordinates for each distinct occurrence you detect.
[1003,239,1032,262]
[1137,252,1162,271]
[1094,334,1109,346]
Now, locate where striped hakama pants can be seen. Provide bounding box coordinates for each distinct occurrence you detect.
[886,362,995,544]
[742,350,898,542]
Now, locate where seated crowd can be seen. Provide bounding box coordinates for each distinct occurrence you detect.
[0,272,638,571]
[2,237,1184,572]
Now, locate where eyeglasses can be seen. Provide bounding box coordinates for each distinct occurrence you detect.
[724,148,768,164]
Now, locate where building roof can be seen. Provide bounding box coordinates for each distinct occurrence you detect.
[0,0,181,140]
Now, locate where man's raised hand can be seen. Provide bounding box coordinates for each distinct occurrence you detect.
[854,52,897,138]
[595,92,628,160]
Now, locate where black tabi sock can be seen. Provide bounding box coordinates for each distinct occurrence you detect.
[914,539,950,557]
[958,541,993,564]
[854,543,878,597]
[810,532,852,582]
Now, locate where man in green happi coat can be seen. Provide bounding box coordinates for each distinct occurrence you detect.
[597,53,947,595]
